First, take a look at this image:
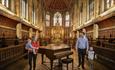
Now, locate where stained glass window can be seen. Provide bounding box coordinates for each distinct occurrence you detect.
[65,12,70,27]
[1,0,9,7]
[45,13,50,27]
[106,0,114,9]
[53,12,62,26]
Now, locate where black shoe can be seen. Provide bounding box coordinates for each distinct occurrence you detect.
[33,68,35,70]
[82,66,85,70]
[29,66,32,70]
[78,65,80,68]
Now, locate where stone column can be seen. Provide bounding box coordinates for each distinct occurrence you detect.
[26,0,29,20]
[62,12,65,27]
[37,0,41,28]
[10,0,15,13]
[15,0,20,16]
[101,0,105,13]
[29,28,33,38]
[35,30,38,40]
[77,2,80,28]
[50,13,54,27]
[28,0,32,23]
[93,24,99,40]
[37,0,44,30]
[86,0,89,21]
[73,0,78,29]
[16,23,22,39]
[77,31,79,39]
[95,0,100,17]
[82,0,87,24]
[34,0,38,26]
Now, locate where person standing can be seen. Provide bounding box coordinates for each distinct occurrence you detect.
[76,31,89,69]
[25,37,39,70]
[25,38,33,70]
[88,47,95,70]
[31,36,39,70]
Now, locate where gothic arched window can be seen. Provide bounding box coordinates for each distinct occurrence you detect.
[65,12,70,27]
[21,0,28,19]
[53,12,62,26]
[1,0,10,8]
[45,13,50,27]
[106,0,114,9]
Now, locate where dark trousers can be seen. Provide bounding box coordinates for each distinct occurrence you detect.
[78,48,86,68]
[28,52,37,70]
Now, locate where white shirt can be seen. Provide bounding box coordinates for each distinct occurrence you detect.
[88,50,95,60]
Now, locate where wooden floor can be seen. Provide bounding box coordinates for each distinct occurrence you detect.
[4,49,109,70]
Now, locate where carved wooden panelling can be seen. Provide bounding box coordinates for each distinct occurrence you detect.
[98,17,115,38]
[99,28,115,38]
[0,15,18,38]
[22,24,29,31]
[98,17,115,29]
[85,25,93,32]
[0,27,16,38]
[0,15,18,28]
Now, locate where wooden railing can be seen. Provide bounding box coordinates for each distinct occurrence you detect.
[101,42,115,49]
[0,44,27,68]
[89,40,115,69]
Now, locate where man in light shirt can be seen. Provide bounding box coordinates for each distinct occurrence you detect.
[76,31,89,69]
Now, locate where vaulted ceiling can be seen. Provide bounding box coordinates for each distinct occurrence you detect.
[43,0,74,11]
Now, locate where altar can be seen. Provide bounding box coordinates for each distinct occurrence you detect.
[51,26,64,45]
[50,13,64,45]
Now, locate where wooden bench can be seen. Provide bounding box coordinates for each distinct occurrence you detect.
[92,46,115,70]
[0,44,27,69]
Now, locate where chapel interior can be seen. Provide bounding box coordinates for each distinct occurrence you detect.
[0,0,115,70]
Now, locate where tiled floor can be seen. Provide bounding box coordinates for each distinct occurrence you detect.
[4,49,109,70]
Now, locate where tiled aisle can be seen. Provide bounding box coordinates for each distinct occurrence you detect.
[4,49,109,70]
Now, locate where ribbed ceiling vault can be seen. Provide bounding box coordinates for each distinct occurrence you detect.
[43,0,74,12]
